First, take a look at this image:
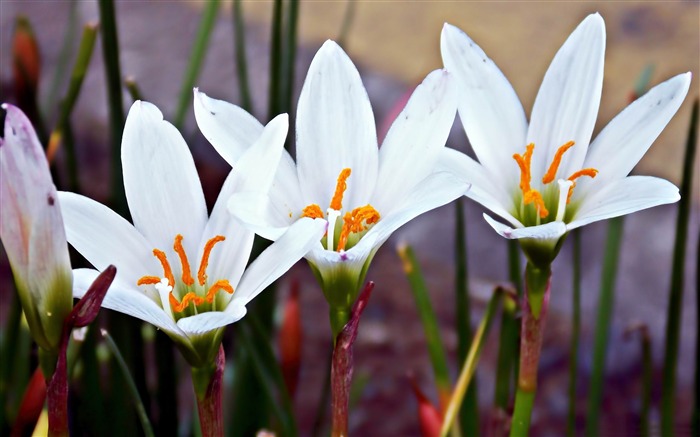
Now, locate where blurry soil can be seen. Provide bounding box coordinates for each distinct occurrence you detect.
[1,1,698,436]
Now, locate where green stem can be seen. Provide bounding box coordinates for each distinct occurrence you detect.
[174,0,220,129]
[330,306,351,343]
[509,262,551,437]
[567,229,582,436]
[661,98,698,436]
[232,0,252,112]
[585,216,625,437]
[192,346,225,437]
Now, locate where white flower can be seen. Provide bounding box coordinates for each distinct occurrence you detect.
[440,13,690,264]
[58,101,326,366]
[0,104,73,351]
[194,40,468,309]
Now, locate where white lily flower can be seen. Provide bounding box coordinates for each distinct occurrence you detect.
[194,40,468,317]
[440,13,690,265]
[58,102,326,366]
[0,104,73,351]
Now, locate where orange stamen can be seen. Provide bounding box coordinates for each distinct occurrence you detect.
[197,236,226,286]
[513,143,535,193]
[301,204,324,219]
[152,249,175,290]
[337,205,380,251]
[329,168,352,211]
[566,167,599,203]
[137,276,162,286]
[204,280,234,303]
[542,141,575,184]
[169,291,205,313]
[523,190,549,218]
[173,234,194,286]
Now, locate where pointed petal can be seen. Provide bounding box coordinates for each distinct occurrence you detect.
[176,305,247,336]
[580,73,692,191]
[122,101,207,254]
[72,268,184,337]
[526,13,606,179]
[354,171,469,255]
[374,69,457,212]
[483,214,567,241]
[227,191,291,241]
[296,40,378,208]
[569,176,679,230]
[192,88,264,165]
[440,23,528,186]
[233,217,327,305]
[436,147,523,227]
[58,192,160,287]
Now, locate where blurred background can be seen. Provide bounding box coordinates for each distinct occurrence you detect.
[1,1,698,436]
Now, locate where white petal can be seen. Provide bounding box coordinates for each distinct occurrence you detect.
[72,268,184,337]
[176,306,247,336]
[193,88,264,165]
[228,191,291,241]
[436,148,523,228]
[122,101,207,255]
[526,13,606,179]
[198,171,255,287]
[0,104,72,291]
[296,40,378,209]
[353,171,469,255]
[580,73,692,191]
[374,69,457,212]
[440,23,527,186]
[234,217,327,305]
[58,192,160,286]
[568,176,680,230]
[483,214,567,241]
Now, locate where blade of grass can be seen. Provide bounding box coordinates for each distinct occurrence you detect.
[624,325,652,437]
[661,98,698,436]
[154,330,178,437]
[567,229,582,436]
[102,329,155,437]
[174,0,221,129]
[0,293,23,433]
[441,287,507,437]
[584,216,624,437]
[337,0,357,48]
[232,0,252,113]
[280,0,299,151]
[45,1,79,118]
[267,0,284,121]
[397,244,451,405]
[454,201,479,435]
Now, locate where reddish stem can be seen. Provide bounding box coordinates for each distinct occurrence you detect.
[518,283,550,392]
[194,346,225,437]
[330,282,374,437]
[46,327,69,437]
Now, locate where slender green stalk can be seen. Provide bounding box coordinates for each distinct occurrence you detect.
[585,216,624,437]
[51,23,98,192]
[0,294,23,432]
[154,331,177,437]
[397,244,451,404]
[509,263,551,437]
[337,0,357,48]
[440,288,506,437]
[311,349,333,437]
[101,330,154,437]
[124,76,144,102]
[454,201,479,434]
[624,325,652,437]
[232,0,253,112]
[267,0,284,121]
[566,229,582,436]
[281,0,299,116]
[661,98,698,436]
[174,0,221,129]
[97,0,127,214]
[45,1,78,117]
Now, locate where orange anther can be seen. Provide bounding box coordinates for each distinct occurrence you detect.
[513,143,535,193]
[542,141,575,184]
[301,204,324,219]
[197,236,226,286]
[152,249,175,290]
[565,167,599,204]
[169,291,205,313]
[205,280,235,303]
[337,205,380,251]
[523,190,549,218]
[329,168,352,211]
[137,276,162,286]
[174,234,194,286]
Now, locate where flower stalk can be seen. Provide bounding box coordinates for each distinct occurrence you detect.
[331,282,374,437]
[509,263,551,437]
[191,346,225,437]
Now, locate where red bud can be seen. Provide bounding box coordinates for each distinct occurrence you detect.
[278,279,302,398]
[10,368,46,437]
[409,376,443,437]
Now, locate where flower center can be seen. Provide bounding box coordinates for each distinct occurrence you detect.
[300,168,380,252]
[513,141,598,222]
[137,234,234,313]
